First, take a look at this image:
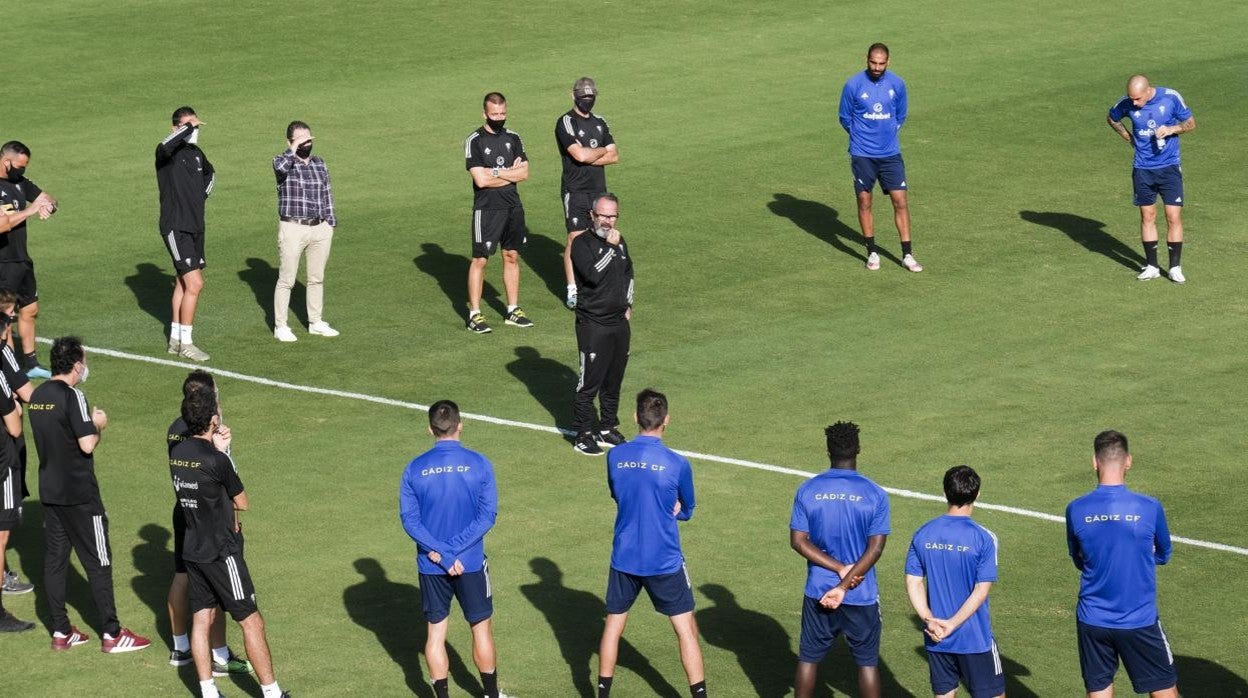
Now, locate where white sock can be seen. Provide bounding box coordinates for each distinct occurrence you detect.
[180,325,194,345]
[170,323,182,341]
[468,308,480,320]
[261,682,283,698]
[507,305,517,313]
[173,633,190,652]
[211,645,229,664]
[199,680,220,698]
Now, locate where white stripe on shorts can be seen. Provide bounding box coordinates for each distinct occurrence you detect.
[93,515,110,566]
[484,561,492,599]
[473,210,482,244]
[226,556,244,600]
[166,231,182,260]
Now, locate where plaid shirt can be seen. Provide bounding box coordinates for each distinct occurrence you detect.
[273,152,336,227]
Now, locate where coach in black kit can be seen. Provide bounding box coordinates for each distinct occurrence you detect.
[570,194,633,456]
[156,106,215,362]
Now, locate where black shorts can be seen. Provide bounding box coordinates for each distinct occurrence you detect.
[0,472,19,531]
[563,191,603,233]
[186,554,259,622]
[472,207,527,258]
[172,504,187,574]
[0,261,38,307]
[605,565,695,616]
[1078,619,1177,694]
[163,230,207,273]
[799,597,881,666]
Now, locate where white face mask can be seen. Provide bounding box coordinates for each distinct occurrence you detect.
[78,363,89,384]
[186,127,200,145]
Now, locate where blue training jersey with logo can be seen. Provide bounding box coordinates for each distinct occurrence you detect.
[839,70,908,157]
[608,435,696,576]
[1066,484,1171,629]
[400,440,498,576]
[791,469,891,604]
[1108,87,1191,170]
[905,515,999,654]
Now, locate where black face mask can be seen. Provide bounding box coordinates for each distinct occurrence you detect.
[5,163,25,181]
[575,96,596,113]
[295,142,313,158]
[486,118,506,132]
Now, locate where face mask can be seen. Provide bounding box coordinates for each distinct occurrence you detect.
[486,118,506,132]
[186,127,200,145]
[78,363,89,384]
[575,96,596,113]
[5,163,25,181]
[295,141,313,158]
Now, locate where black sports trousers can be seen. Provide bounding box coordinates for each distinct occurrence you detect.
[43,503,120,636]
[573,318,630,434]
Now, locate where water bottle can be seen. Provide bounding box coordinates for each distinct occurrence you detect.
[1155,133,1166,150]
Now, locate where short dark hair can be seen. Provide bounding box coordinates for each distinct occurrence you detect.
[182,370,215,397]
[483,92,506,110]
[826,421,861,462]
[1094,430,1129,463]
[181,385,218,436]
[429,400,461,437]
[636,388,668,430]
[171,106,197,125]
[592,192,619,211]
[286,120,310,140]
[50,336,85,376]
[0,142,29,159]
[868,42,890,58]
[943,465,981,507]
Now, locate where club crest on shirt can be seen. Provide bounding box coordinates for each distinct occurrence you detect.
[484,147,491,155]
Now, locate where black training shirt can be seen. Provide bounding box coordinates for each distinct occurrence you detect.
[170,436,244,563]
[155,125,215,234]
[30,379,100,506]
[465,126,527,210]
[555,109,614,194]
[571,230,634,324]
[0,176,44,263]
[0,374,17,488]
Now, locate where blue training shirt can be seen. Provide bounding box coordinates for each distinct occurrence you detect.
[791,469,891,604]
[399,440,499,576]
[608,434,695,577]
[839,70,908,158]
[1066,484,1171,629]
[1108,86,1191,170]
[905,515,999,654]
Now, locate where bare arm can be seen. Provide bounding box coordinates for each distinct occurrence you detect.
[77,433,101,454]
[469,158,529,188]
[790,529,854,577]
[1106,115,1133,143]
[589,144,618,166]
[1155,116,1195,139]
[820,534,887,609]
[232,490,249,511]
[928,581,994,643]
[566,142,613,165]
[904,574,944,641]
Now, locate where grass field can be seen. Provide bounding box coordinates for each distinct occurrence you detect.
[3,0,1248,695]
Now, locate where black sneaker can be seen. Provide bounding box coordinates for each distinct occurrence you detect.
[573,432,604,456]
[597,428,626,448]
[504,307,534,328]
[467,312,492,334]
[2,569,33,595]
[0,611,35,632]
[169,648,192,667]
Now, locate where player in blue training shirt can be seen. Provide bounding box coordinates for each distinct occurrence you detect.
[905,466,1004,698]
[838,43,921,273]
[790,421,890,698]
[1107,74,1195,283]
[597,389,707,698]
[399,400,510,698]
[1066,430,1177,698]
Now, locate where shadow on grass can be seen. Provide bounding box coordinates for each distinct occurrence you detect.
[768,193,904,268]
[1019,211,1144,271]
[344,558,477,698]
[412,244,504,324]
[506,347,576,437]
[523,230,572,305]
[10,503,110,637]
[1175,655,1248,696]
[123,262,174,339]
[519,557,682,698]
[696,583,794,698]
[238,258,306,332]
[907,614,1038,697]
[130,523,199,695]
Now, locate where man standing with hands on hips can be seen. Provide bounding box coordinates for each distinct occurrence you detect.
[272,120,339,341]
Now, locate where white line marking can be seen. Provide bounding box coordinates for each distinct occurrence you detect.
[49,338,1248,558]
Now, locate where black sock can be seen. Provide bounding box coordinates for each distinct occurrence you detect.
[865,237,876,255]
[598,675,613,698]
[21,351,36,370]
[1143,240,1159,267]
[690,680,707,697]
[901,240,913,257]
[1167,241,1183,268]
[481,671,499,698]
[432,678,450,698]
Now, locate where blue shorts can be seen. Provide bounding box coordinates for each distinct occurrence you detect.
[605,565,694,616]
[928,644,1006,698]
[1132,166,1184,207]
[419,563,493,624]
[1077,620,1177,694]
[851,155,907,194]
[798,596,881,666]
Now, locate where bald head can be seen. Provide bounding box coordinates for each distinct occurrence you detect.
[1126,75,1154,107]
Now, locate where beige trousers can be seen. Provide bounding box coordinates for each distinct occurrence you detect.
[274,220,334,328]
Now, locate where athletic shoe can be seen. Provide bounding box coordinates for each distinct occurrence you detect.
[101,628,152,654]
[467,313,492,334]
[274,326,297,342]
[865,252,880,271]
[1169,266,1186,284]
[51,626,91,650]
[212,648,254,676]
[573,432,604,456]
[597,428,626,448]
[3,569,33,595]
[1137,265,1161,280]
[0,611,35,632]
[179,344,210,362]
[566,290,578,309]
[167,337,181,354]
[169,648,193,667]
[25,364,51,379]
[902,254,924,273]
[505,307,534,328]
[308,321,340,337]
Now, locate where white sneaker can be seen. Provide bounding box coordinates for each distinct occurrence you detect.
[274,326,297,342]
[902,254,923,273]
[1137,265,1161,280]
[179,343,210,362]
[308,321,340,337]
[866,252,881,270]
[1169,266,1185,284]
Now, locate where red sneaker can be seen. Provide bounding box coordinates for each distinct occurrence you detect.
[51,626,91,651]
[101,628,151,654]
